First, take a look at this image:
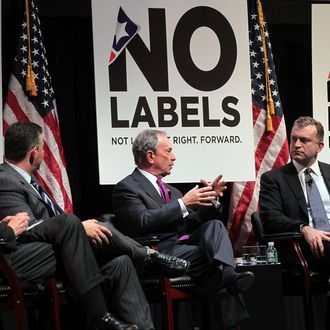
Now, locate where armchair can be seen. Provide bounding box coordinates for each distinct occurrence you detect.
[0,238,67,330]
[251,211,329,330]
[97,213,208,330]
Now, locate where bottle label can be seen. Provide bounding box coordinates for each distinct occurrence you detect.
[267,251,278,263]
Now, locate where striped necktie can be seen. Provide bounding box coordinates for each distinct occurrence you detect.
[31,180,61,216]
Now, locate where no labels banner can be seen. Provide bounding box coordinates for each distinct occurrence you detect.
[91,0,254,184]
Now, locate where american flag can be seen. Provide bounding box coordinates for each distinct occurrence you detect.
[109,6,140,65]
[3,0,73,213]
[227,0,289,253]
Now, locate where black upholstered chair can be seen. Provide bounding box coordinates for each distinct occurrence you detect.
[251,211,329,330]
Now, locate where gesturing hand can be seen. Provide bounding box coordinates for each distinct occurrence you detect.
[200,174,227,198]
[181,185,217,208]
[82,219,112,248]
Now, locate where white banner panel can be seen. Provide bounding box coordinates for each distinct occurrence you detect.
[312,4,330,163]
[91,0,254,184]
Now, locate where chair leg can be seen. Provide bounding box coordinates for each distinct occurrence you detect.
[164,294,174,330]
[160,277,175,330]
[13,300,26,330]
[47,278,62,330]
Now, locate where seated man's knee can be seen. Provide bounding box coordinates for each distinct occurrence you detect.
[52,214,83,231]
[206,219,225,230]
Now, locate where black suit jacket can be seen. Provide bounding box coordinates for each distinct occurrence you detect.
[112,168,221,251]
[259,161,330,234]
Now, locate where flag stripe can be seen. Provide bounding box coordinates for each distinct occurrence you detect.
[4,89,72,211]
[227,0,289,253]
[3,0,72,213]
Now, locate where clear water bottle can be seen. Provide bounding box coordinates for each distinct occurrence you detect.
[266,241,278,263]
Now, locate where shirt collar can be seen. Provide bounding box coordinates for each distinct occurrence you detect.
[137,168,158,185]
[292,159,321,176]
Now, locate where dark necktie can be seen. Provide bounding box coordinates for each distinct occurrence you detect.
[156,178,171,203]
[304,168,330,231]
[31,180,61,216]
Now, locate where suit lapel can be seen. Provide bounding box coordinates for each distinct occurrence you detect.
[3,163,41,200]
[3,163,63,215]
[319,161,330,194]
[282,162,308,217]
[30,173,64,214]
[132,168,164,206]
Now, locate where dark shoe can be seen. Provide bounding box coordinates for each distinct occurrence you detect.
[146,252,190,278]
[98,312,140,330]
[226,271,255,295]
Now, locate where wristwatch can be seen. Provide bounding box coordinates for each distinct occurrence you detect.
[299,224,308,232]
[211,199,221,209]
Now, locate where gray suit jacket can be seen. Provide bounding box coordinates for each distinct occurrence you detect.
[260,161,330,234]
[112,168,222,251]
[0,163,63,224]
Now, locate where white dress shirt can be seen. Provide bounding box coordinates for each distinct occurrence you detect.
[137,168,189,217]
[293,159,330,227]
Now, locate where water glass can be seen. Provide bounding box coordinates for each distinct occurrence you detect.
[256,245,267,264]
[242,246,257,265]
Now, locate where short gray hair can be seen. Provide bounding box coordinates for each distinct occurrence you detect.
[292,116,324,142]
[132,129,167,166]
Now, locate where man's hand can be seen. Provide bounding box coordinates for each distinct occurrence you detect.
[82,219,112,248]
[181,185,217,208]
[300,226,330,258]
[200,174,227,198]
[2,212,29,236]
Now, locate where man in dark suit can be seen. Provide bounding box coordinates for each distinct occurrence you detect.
[0,212,141,330]
[260,116,330,268]
[0,122,188,280]
[0,122,189,330]
[112,129,255,329]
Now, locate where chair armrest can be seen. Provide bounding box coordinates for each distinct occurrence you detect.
[262,232,302,242]
[134,236,160,246]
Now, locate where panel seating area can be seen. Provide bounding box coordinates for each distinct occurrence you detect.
[0,239,68,330]
[251,211,329,330]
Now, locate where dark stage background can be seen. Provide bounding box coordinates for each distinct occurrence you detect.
[1,0,318,220]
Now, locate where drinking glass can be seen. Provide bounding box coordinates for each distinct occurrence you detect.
[256,245,267,264]
[242,246,257,265]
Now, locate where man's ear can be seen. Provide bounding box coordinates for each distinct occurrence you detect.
[145,150,155,163]
[318,142,325,153]
[28,149,36,165]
